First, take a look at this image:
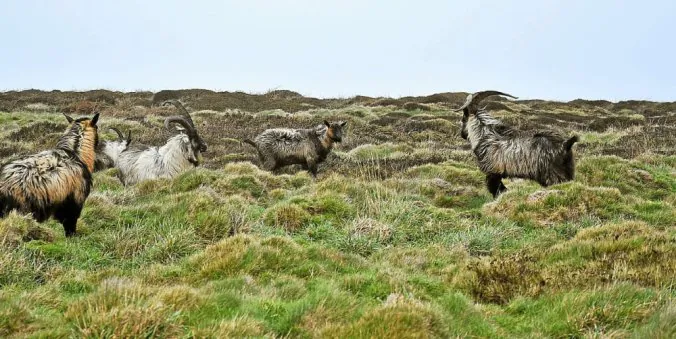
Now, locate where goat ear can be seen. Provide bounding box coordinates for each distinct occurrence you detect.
[324,120,330,127]
[63,113,74,123]
[126,131,132,144]
[340,121,347,127]
[91,113,100,126]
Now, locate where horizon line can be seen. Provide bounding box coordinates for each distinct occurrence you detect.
[0,87,673,104]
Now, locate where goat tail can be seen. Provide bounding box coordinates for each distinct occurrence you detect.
[242,139,257,148]
[564,135,579,151]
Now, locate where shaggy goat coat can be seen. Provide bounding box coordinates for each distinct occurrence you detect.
[94,128,131,171]
[0,113,100,236]
[245,121,346,176]
[117,134,201,185]
[458,91,578,197]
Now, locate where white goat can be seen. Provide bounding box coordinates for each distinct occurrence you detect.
[116,100,207,186]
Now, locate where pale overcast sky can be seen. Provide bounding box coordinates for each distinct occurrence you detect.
[1,1,674,101]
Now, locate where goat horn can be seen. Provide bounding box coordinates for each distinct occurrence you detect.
[454,91,517,112]
[63,113,74,123]
[164,116,195,135]
[109,127,125,141]
[165,100,196,128]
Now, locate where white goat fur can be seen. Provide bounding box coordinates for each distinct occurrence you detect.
[117,133,200,186]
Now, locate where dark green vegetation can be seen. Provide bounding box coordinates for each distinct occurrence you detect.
[1,90,675,338]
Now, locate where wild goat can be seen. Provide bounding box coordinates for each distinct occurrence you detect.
[116,100,207,186]
[457,90,578,197]
[244,120,347,176]
[94,127,132,171]
[0,113,100,237]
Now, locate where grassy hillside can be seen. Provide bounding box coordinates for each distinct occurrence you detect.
[1,90,674,338]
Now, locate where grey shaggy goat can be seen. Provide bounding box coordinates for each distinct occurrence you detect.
[457,90,578,198]
[0,113,100,237]
[94,127,132,171]
[244,120,347,176]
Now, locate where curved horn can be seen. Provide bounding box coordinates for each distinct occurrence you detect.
[109,127,125,141]
[164,116,195,135]
[165,100,195,128]
[454,91,518,113]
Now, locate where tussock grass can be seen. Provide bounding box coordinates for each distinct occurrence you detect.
[0,93,674,337]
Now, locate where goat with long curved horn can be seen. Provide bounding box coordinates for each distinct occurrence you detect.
[115,100,208,186]
[457,90,578,198]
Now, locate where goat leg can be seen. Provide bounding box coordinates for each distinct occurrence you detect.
[306,158,318,177]
[486,174,507,198]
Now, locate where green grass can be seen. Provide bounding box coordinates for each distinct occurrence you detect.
[0,95,675,338]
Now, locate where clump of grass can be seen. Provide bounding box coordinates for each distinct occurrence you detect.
[171,168,220,192]
[403,162,484,187]
[543,221,675,290]
[157,285,204,310]
[495,284,665,338]
[577,155,674,200]
[135,178,172,195]
[458,252,544,304]
[0,211,39,247]
[188,235,361,282]
[264,202,312,233]
[403,102,431,111]
[339,217,394,256]
[347,143,415,161]
[190,316,267,338]
[288,193,356,225]
[65,278,184,338]
[322,297,449,338]
[349,217,392,243]
[632,303,676,338]
[485,181,675,227]
[581,128,630,147]
[0,299,35,337]
[190,194,254,240]
[455,221,675,304]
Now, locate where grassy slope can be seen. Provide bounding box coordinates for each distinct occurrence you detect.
[0,93,675,338]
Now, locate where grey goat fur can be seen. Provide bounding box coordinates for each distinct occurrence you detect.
[94,127,132,171]
[116,100,207,186]
[244,120,347,176]
[457,90,579,198]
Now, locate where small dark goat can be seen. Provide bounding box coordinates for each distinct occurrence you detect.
[116,100,207,186]
[457,91,578,197]
[244,120,347,176]
[94,127,132,171]
[0,113,100,236]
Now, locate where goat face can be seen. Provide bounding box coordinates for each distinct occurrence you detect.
[188,133,208,166]
[323,120,348,142]
[164,100,208,166]
[166,117,207,167]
